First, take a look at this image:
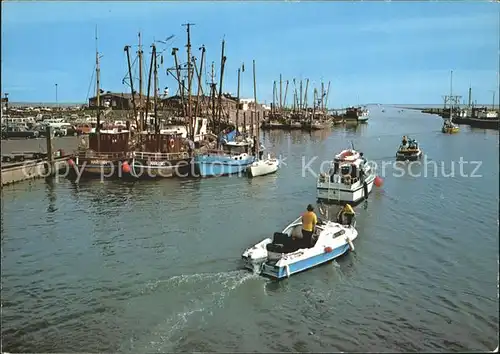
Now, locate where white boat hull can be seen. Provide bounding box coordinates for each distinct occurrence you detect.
[242,218,358,280]
[317,173,375,204]
[247,158,279,177]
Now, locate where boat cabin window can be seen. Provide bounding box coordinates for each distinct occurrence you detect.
[223,144,247,155]
[340,164,357,178]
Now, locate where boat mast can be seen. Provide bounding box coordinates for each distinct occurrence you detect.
[283,80,289,110]
[325,81,331,113]
[299,80,303,111]
[272,81,276,116]
[321,81,325,114]
[145,43,154,130]
[279,73,282,113]
[292,79,297,113]
[311,88,317,125]
[194,45,205,123]
[138,32,144,132]
[253,59,259,159]
[217,39,226,145]
[183,23,195,140]
[303,79,309,120]
[124,45,139,130]
[236,62,243,134]
[152,44,159,148]
[210,61,216,130]
[170,47,185,117]
[449,70,453,122]
[95,26,101,154]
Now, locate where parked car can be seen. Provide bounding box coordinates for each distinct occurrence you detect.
[1,125,39,139]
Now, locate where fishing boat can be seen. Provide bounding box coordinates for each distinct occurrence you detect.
[70,31,131,179]
[241,216,358,279]
[396,136,422,161]
[126,42,192,179]
[343,106,369,122]
[310,120,327,130]
[442,119,460,134]
[129,133,191,179]
[468,109,499,130]
[194,139,255,177]
[290,120,302,129]
[317,145,376,205]
[442,73,460,134]
[72,129,132,178]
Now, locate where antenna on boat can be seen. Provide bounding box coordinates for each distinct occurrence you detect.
[350,140,355,151]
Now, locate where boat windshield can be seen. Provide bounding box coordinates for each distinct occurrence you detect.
[223,143,248,155]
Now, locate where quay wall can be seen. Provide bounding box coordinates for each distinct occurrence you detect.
[1,156,72,187]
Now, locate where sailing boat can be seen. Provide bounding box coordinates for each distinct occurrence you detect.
[247,60,280,178]
[442,70,460,134]
[71,29,131,179]
[193,38,255,177]
[128,38,191,179]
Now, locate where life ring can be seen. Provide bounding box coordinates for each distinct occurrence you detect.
[169,138,175,149]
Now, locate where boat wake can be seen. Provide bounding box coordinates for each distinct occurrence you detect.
[120,270,260,353]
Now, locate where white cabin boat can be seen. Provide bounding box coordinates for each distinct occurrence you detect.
[242,216,358,279]
[317,148,376,204]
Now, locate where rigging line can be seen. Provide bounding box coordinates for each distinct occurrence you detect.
[85,64,96,103]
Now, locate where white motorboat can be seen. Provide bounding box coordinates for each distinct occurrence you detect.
[247,153,280,177]
[317,148,376,205]
[242,216,358,279]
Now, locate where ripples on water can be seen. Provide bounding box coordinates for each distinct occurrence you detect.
[1,107,498,352]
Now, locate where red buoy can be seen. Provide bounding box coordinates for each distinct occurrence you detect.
[68,159,75,167]
[374,176,383,187]
[122,161,131,173]
[324,246,333,253]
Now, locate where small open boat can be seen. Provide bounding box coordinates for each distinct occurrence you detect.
[396,136,423,161]
[242,216,358,279]
[247,153,280,177]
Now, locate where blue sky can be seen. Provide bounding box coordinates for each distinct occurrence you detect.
[2,1,499,105]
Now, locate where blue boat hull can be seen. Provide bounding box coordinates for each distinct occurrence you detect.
[194,154,255,177]
[261,244,350,279]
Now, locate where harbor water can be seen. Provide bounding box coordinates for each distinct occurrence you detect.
[1,106,498,352]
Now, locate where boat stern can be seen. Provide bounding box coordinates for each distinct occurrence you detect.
[241,238,272,272]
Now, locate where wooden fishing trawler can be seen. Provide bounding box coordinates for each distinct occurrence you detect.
[129,133,191,179]
[69,31,131,180]
[71,129,132,178]
[124,40,192,179]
